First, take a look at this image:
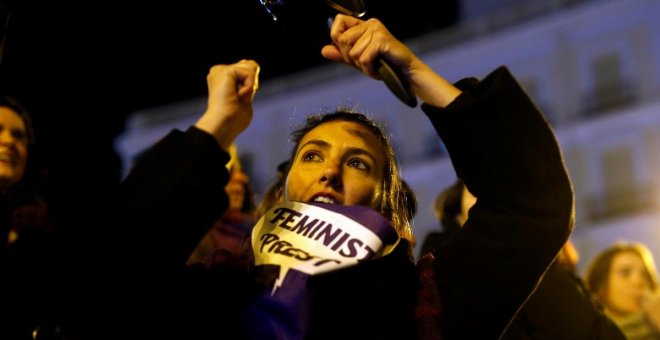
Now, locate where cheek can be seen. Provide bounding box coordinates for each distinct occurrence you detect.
[608,277,635,301]
[284,171,305,201]
[345,179,379,206]
[608,275,623,291]
[17,147,28,171]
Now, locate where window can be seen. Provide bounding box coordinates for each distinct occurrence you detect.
[585,53,635,114]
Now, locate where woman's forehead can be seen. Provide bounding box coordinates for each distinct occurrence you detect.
[0,106,25,125]
[301,120,383,150]
[612,251,643,267]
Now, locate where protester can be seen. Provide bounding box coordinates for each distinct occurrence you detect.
[112,14,573,339]
[586,241,660,339]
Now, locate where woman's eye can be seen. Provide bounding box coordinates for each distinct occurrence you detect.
[617,268,632,278]
[348,158,368,170]
[12,130,27,143]
[302,152,321,162]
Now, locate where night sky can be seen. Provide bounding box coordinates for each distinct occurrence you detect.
[0,0,458,212]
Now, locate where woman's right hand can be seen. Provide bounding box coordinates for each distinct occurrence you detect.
[321,14,461,108]
[195,59,260,150]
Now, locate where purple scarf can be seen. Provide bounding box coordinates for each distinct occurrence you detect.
[246,201,400,339]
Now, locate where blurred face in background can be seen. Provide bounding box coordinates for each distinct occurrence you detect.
[0,106,28,189]
[606,250,653,316]
[226,165,249,211]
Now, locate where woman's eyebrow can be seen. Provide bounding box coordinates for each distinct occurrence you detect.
[345,147,377,164]
[299,140,330,150]
[294,139,330,159]
[346,128,379,163]
[295,139,376,163]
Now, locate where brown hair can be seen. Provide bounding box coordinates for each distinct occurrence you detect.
[255,160,288,220]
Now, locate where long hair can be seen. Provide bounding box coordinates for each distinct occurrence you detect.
[282,108,415,245]
[255,160,288,220]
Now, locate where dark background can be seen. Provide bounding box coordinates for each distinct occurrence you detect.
[0,0,458,214]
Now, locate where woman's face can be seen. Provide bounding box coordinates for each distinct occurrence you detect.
[285,120,385,208]
[606,251,652,316]
[0,106,28,189]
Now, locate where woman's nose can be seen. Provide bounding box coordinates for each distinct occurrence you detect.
[319,161,342,189]
[0,130,15,146]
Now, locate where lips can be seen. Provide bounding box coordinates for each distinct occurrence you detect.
[0,153,15,165]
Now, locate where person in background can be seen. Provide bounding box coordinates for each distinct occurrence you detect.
[422,178,625,339]
[0,95,49,250]
[187,143,256,270]
[501,238,625,339]
[419,178,470,255]
[0,95,72,340]
[586,241,660,339]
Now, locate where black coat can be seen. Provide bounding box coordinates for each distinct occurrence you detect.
[501,261,626,339]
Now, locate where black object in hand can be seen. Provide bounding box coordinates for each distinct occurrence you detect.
[258,0,417,107]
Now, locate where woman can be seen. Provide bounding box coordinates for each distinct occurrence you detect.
[115,14,574,339]
[0,95,51,252]
[0,95,61,340]
[0,96,30,190]
[0,96,37,244]
[586,242,660,339]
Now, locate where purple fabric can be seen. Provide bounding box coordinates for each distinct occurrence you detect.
[246,202,399,339]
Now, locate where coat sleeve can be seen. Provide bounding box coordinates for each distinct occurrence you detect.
[500,262,626,340]
[422,66,574,339]
[115,126,231,267]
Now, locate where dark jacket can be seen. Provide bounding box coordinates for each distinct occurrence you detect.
[500,261,626,340]
[426,66,573,339]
